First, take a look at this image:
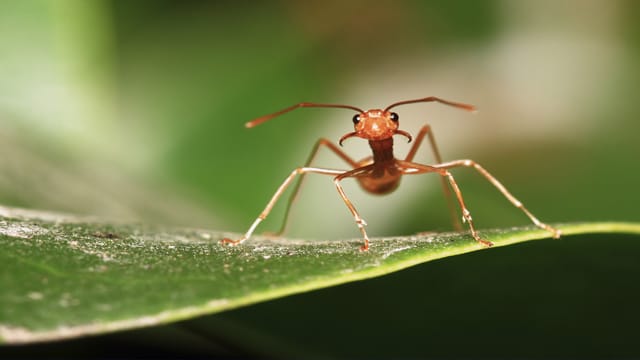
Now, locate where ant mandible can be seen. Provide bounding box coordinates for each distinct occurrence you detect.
[221,96,561,251]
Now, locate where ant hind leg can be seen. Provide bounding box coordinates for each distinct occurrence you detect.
[434,159,561,239]
[405,125,462,231]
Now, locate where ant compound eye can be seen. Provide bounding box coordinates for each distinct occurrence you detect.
[390,112,399,122]
[352,114,361,124]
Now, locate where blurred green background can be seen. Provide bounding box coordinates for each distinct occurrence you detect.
[2,0,640,357]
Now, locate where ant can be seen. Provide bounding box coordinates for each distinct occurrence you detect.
[222,96,561,251]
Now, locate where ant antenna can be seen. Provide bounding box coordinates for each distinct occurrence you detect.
[246,102,365,128]
[384,96,477,113]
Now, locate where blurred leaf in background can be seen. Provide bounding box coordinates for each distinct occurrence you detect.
[1,0,640,357]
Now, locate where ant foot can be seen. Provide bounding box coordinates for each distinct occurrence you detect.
[359,239,370,252]
[221,238,242,246]
[537,223,562,239]
[476,238,494,247]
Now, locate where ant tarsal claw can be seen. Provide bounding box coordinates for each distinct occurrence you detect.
[477,238,494,247]
[220,238,242,246]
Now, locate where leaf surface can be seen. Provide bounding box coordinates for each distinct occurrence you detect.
[1,206,638,344]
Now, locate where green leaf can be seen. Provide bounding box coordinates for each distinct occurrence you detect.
[1,205,639,344]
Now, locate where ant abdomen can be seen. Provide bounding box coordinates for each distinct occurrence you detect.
[358,175,401,195]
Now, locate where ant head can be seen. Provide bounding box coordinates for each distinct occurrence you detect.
[246,97,475,146]
[339,109,411,145]
[353,109,399,139]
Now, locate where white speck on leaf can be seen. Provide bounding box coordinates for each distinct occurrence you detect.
[381,245,414,259]
[27,292,43,300]
[0,221,48,239]
[97,304,112,312]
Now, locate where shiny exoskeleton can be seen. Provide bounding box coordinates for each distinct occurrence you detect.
[222,97,561,251]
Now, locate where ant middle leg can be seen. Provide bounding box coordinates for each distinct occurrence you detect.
[272,138,359,236]
[433,159,561,238]
[405,125,461,231]
[333,165,375,251]
[221,166,345,246]
[397,160,493,247]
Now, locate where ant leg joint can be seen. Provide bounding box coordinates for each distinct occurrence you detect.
[455,159,483,170]
[221,235,247,246]
[439,169,452,177]
[461,159,485,170]
[461,209,472,223]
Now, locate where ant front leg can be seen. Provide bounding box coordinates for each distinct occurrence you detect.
[221,166,345,246]
[273,138,358,236]
[333,165,375,251]
[434,160,561,239]
[405,125,462,231]
[397,160,493,247]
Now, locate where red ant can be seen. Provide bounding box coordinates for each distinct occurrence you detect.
[222,96,561,251]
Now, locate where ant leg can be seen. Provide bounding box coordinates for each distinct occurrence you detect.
[333,165,375,251]
[397,160,493,247]
[221,166,345,246]
[434,159,561,238]
[405,125,441,162]
[404,125,462,231]
[273,138,358,236]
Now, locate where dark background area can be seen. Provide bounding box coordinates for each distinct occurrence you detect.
[1,0,639,357]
